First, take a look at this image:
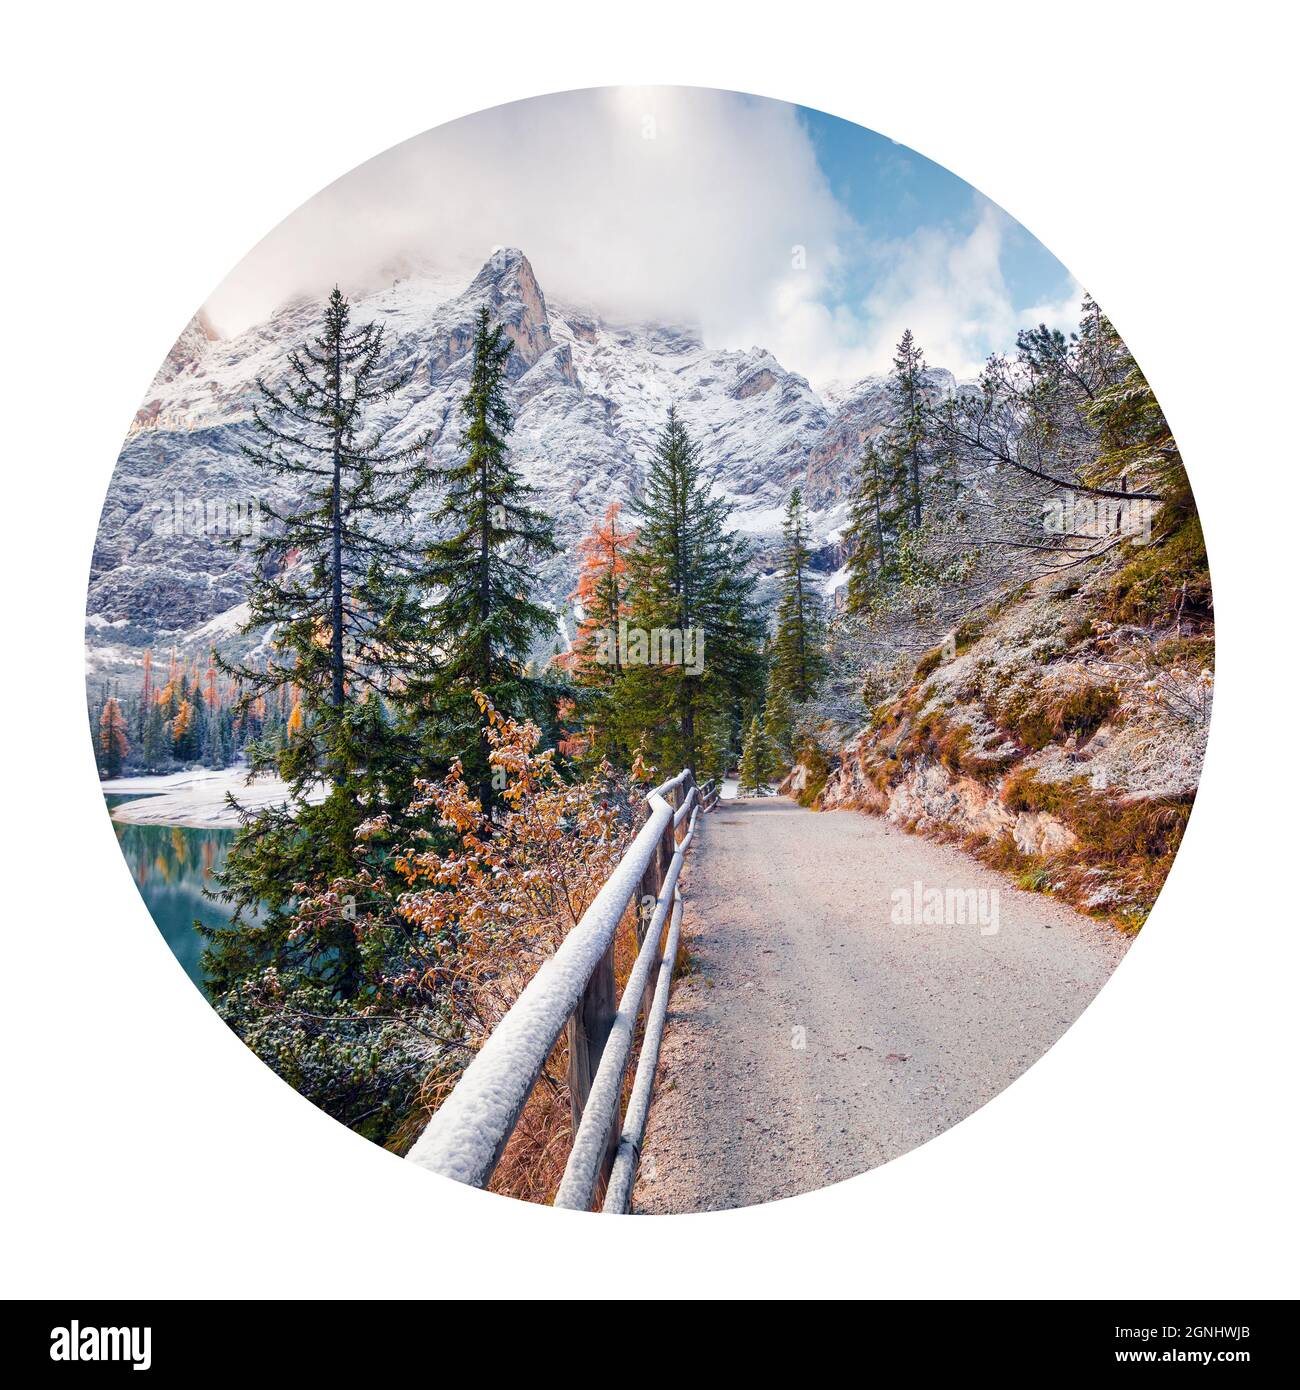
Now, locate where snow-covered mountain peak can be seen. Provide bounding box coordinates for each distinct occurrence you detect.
[89,250,945,684]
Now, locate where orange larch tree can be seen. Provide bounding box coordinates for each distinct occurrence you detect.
[171,697,194,747]
[559,503,637,763]
[204,650,220,709]
[566,502,636,680]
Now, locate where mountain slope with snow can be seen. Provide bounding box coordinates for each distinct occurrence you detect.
[87,249,958,683]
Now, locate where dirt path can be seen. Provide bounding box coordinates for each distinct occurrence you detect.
[633,796,1128,1213]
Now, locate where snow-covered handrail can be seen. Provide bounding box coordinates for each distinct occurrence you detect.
[603,887,686,1213]
[650,769,691,801]
[405,767,702,1196]
[555,801,700,1210]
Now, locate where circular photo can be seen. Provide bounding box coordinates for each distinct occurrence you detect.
[87,86,1212,1213]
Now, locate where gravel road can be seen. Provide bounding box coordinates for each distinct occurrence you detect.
[632,796,1128,1214]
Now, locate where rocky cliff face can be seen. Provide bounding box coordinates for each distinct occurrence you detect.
[87,249,955,681]
[801,370,956,514]
[819,756,1080,858]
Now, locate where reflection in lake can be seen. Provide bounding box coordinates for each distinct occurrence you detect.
[106,794,256,989]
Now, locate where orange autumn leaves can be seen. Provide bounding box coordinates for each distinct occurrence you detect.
[561,501,635,679]
[98,696,129,764]
[557,502,636,760]
[290,693,642,1046]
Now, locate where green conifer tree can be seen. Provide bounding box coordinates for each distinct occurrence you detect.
[737,713,777,794]
[416,307,559,818]
[141,697,166,770]
[843,331,942,612]
[694,708,734,786]
[768,487,827,712]
[762,680,795,772]
[208,287,432,996]
[621,407,762,773]
[892,328,928,530]
[843,439,892,614]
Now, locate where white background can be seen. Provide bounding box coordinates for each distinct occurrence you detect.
[3,0,1295,1300]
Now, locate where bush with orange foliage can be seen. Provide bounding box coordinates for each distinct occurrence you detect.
[265,692,647,1169]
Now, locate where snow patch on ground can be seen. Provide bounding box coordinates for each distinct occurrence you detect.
[188,602,251,643]
[102,765,326,828]
[823,565,849,597]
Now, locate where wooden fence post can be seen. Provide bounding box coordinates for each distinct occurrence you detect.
[566,934,620,1190]
[637,818,666,1021]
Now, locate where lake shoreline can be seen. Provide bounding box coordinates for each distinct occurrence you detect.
[102,766,325,829]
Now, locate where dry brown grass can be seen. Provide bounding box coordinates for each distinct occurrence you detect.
[994,680,1120,752]
[985,768,1194,928]
[486,1033,576,1204]
[486,863,676,1205]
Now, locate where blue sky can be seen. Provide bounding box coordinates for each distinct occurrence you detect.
[799,105,1077,320]
[208,86,1084,385]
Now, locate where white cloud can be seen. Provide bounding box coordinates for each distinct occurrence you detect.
[203,87,1079,389]
[207,88,847,340]
[853,203,1082,380]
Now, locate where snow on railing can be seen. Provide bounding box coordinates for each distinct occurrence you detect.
[603,888,686,1213]
[405,766,710,1204]
[555,795,699,1210]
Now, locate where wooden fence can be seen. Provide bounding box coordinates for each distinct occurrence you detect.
[405,768,719,1212]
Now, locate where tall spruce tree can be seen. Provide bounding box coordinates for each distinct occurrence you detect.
[738,712,777,794]
[694,707,734,785]
[97,695,129,777]
[621,407,762,773]
[142,696,167,770]
[842,330,941,613]
[762,679,795,772]
[892,328,928,529]
[418,307,558,817]
[769,487,827,704]
[208,287,432,997]
[843,438,893,615]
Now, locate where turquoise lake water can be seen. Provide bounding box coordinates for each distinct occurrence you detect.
[106,794,249,988]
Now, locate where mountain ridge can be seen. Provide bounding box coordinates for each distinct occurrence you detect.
[87,248,959,685]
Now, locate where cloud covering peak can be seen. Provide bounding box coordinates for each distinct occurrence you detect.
[204,86,1079,385]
